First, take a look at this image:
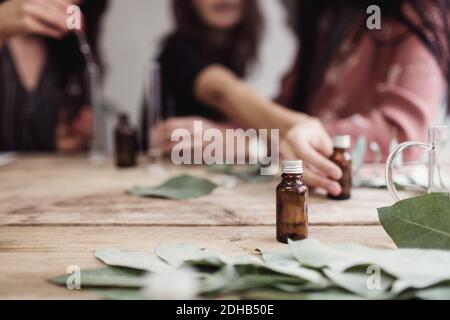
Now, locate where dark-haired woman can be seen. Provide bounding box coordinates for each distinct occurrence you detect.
[0,0,108,152]
[278,0,449,161]
[157,0,344,196]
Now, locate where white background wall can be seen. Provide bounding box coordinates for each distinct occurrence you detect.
[100,0,297,124]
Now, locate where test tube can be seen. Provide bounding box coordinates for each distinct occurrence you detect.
[143,60,164,162]
[76,30,108,164]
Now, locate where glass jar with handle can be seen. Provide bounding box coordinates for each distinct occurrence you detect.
[386,125,450,201]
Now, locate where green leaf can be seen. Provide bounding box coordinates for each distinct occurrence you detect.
[200,265,316,296]
[207,165,274,183]
[155,243,228,268]
[378,193,450,250]
[233,166,274,183]
[260,249,301,270]
[243,289,364,300]
[288,239,366,270]
[289,239,450,294]
[323,268,394,300]
[200,265,238,295]
[207,164,234,175]
[95,248,173,273]
[95,288,148,300]
[247,251,329,287]
[129,175,218,200]
[415,285,450,300]
[49,267,145,288]
[227,273,305,293]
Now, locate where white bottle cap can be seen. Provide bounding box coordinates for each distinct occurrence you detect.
[333,135,351,149]
[282,160,303,174]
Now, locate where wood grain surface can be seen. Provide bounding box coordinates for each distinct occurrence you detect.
[0,155,396,299]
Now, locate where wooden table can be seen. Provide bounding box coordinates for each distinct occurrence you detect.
[0,155,396,299]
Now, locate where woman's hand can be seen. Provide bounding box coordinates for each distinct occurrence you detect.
[0,0,77,44]
[280,116,343,196]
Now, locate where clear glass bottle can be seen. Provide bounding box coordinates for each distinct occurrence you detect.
[114,113,138,168]
[328,135,352,200]
[276,160,309,244]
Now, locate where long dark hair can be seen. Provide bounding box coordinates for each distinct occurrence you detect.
[290,0,450,113]
[170,0,264,76]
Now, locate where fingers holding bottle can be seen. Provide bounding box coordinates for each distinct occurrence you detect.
[0,0,80,42]
[280,117,343,195]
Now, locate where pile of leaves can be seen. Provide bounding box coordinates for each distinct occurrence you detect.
[54,185,450,300]
[50,238,450,300]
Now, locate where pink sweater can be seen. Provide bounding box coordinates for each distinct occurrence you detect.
[278,19,446,161]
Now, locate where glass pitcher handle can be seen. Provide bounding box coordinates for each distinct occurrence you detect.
[386,142,432,202]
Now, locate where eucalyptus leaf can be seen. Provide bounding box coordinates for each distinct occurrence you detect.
[207,164,274,183]
[259,249,327,283]
[207,164,234,175]
[288,239,366,270]
[232,253,329,287]
[155,243,228,268]
[233,166,274,183]
[95,248,173,273]
[95,288,148,300]
[200,256,325,296]
[323,269,394,300]
[243,289,364,300]
[226,274,306,293]
[200,265,238,295]
[378,193,450,250]
[49,266,145,288]
[201,265,314,296]
[289,239,450,294]
[260,249,298,267]
[129,175,218,200]
[415,285,450,300]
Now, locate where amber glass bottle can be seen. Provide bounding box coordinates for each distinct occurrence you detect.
[276,160,309,244]
[328,135,352,200]
[114,113,138,168]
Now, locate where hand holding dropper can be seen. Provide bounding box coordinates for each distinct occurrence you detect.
[73,18,108,163]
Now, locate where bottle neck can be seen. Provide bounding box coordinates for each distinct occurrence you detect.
[282,173,304,183]
[334,147,350,153]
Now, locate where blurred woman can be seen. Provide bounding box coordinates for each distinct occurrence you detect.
[278,0,450,160]
[155,0,344,196]
[0,0,107,152]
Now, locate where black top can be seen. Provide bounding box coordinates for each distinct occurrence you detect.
[0,45,87,152]
[158,34,242,121]
[0,47,62,151]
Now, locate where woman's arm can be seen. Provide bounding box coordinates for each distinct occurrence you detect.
[194,65,304,137]
[193,65,343,193]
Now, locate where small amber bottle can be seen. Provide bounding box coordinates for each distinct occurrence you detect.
[114,113,138,168]
[276,160,309,244]
[328,135,352,200]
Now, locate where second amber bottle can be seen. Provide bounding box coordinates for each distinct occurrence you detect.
[328,135,352,200]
